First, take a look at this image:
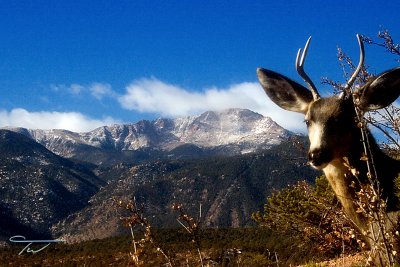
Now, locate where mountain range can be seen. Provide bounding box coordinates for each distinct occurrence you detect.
[7,108,288,162]
[0,108,319,242]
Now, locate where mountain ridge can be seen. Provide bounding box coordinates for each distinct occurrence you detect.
[3,108,291,161]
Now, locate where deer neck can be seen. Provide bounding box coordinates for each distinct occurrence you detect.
[323,159,368,231]
[322,129,370,231]
[322,128,400,229]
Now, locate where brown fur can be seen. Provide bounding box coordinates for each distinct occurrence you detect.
[257,58,400,266]
[257,67,400,236]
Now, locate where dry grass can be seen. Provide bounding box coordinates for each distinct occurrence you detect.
[297,253,365,267]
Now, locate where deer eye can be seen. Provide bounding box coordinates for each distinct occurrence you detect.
[304,119,311,127]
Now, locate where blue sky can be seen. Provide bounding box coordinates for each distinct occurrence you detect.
[0,0,399,132]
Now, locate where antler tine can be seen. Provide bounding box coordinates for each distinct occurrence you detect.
[296,36,320,100]
[344,34,365,91]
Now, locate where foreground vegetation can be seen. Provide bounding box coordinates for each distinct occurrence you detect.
[0,227,343,266]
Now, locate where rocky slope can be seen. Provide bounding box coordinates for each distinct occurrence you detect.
[0,130,105,238]
[52,137,318,242]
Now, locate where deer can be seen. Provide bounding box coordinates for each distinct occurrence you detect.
[257,35,400,264]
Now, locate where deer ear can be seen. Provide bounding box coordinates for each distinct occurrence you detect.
[358,67,400,111]
[257,68,313,114]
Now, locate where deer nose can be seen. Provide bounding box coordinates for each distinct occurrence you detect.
[308,149,330,169]
[308,149,321,162]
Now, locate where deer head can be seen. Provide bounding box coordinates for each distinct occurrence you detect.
[257,35,400,170]
[257,37,400,265]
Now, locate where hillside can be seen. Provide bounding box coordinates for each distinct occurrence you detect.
[0,130,104,239]
[52,137,318,242]
[0,109,319,241]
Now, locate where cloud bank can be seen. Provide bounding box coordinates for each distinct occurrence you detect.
[1,78,307,133]
[0,109,119,132]
[118,78,306,133]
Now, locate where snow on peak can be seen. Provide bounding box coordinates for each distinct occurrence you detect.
[4,108,291,156]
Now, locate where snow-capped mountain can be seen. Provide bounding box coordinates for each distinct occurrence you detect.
[6,108,290,159]
[0,109,315,241]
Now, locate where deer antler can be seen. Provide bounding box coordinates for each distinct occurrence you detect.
[344,34,365,92]
[296,36,320,101]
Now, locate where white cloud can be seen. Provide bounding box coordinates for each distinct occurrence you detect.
[89,83,115,100]
[118,79,203,115]
[50,82,115,100]
[0,108,120,132]
[118,78,306,133]
[70,84,85,95]
[50,83,84,95]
